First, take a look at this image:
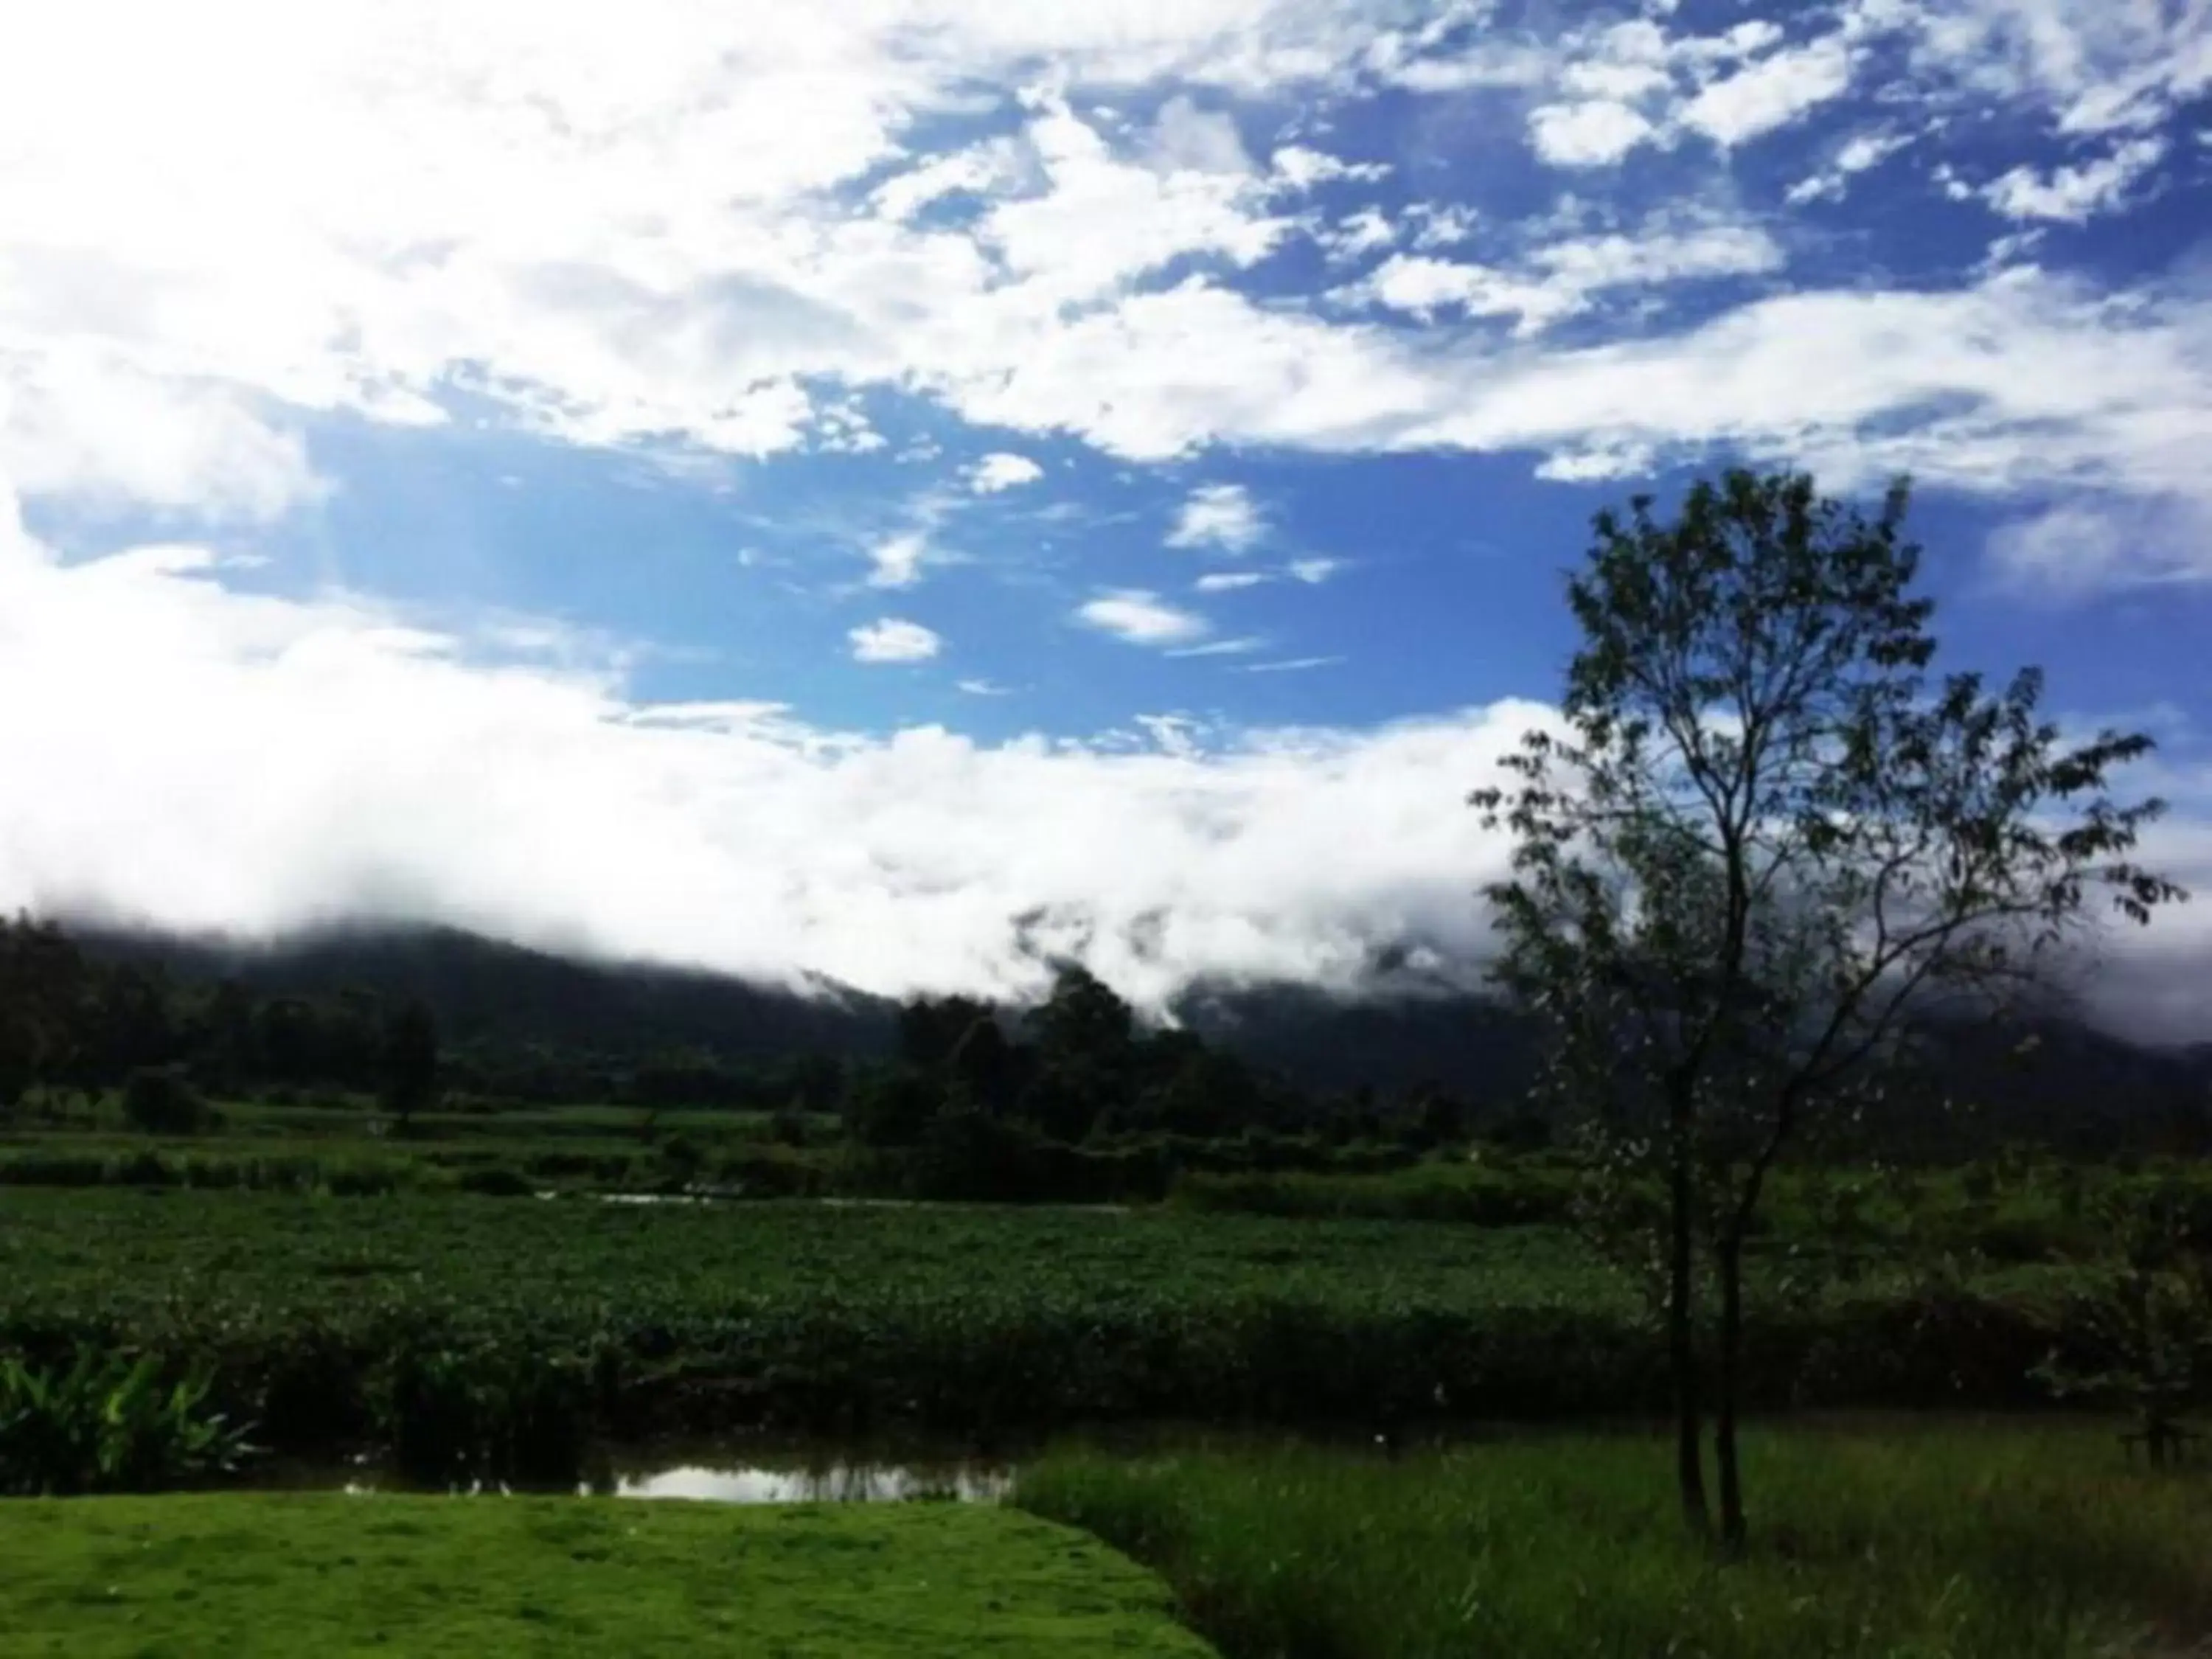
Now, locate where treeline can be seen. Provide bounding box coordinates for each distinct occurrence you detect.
[0,917,1479,1152]
[8,915,2208,1161]
[1,915,437,1110]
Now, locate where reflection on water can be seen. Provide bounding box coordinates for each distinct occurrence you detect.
[614,1461,1012,1504]
[314,1452,1015,1505]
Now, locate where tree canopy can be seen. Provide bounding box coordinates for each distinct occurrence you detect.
[1475,467,2184,1547]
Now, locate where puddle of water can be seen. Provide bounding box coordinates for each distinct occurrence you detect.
[614,1461,1011,1504]
[306,1449,1014,1505]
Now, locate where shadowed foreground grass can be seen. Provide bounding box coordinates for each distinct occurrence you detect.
[0,1492,1217,1658]
[1016,1426,2212,1659]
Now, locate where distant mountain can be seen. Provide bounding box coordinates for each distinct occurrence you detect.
[69,922,2211,1149]
[76,923,898,1062]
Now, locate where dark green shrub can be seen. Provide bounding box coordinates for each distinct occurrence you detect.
[456,1166,533,1198]
[121,1066,214,1135]
[370,1341,587,1484]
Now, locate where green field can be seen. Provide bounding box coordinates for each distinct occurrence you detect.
[0,1186,2103,1468]
[1018,1425,2212,1659]
[0,1492,1213,1658]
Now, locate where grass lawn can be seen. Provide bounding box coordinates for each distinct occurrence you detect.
[1018,1424,2212,1659]
[0,1492,1217,1658]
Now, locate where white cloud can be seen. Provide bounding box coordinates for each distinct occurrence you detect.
[1077,589,1211,645]
[1243,655,1345,673]
[0,502,1548,1009]
[1345,255,1565,330]
[849,617,942,663]
[1166,482,1267,552]
[1786,128,1910,204]
[0,4,1357,513]
[1406,203,1479,250]
[1288,557,1343,583]
[0,504,2199,1030]
[1987,497,2212,591]
[0,0,2200,602]
[1168,636,1266,658]
[956,677,1010,695]
[1388,39,1555,93]
[1680,35,1857,146]
[1147,94,1253,176]
[1528,100,1658,167]
[1317,207,1399,262]
[1195,571,1271,592]
[1837,130,1910,174]
[866,532,929,589]
[967,452,1045,493]
[0,351,322,522]
[1984,136,2168,223]
[1270,145,1391,191]
[1896,0,2212,135]
[1341,223,1782,335]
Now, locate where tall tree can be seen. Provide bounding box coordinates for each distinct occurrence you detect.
[0,916,90,1112]
[1473,469,2182,1548]
[380,998,440,1135]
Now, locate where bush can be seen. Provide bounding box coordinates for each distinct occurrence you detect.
[121,1066,214,1135]
[0,1349,257,1495]
[369,1340,588,1484]
[456,1166,535,1199]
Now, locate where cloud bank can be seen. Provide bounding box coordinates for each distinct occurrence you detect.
[2,501,2202,1035]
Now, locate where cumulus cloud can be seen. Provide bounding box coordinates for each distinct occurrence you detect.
[1896,0,2212,135]
[0,0,2200,580]
[1077,590,1211,646]
[1340,223,1784,335]
[1270,145,1391,191]
[0,3,1340,511]
[1786,128,1910,204]
[1984,136,2168,223]
[1397,267,2212,516]
[1680,35,1857,146]
[967,452,1045,493]
[1987,497,2212,592]
[849,617,942,662]
[1528,100,1658,167]
[866,533,930,589]
[0,507,2199,1029]
[1195,571,1271,593]
[0,507,1545,1009]
[1147,94,1253,176]
[1167,482,1267,552]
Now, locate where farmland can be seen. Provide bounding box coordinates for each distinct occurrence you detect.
[0,1183,2124,1474]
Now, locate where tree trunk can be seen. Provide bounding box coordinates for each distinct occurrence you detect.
[1716,1230,1747,1553]
[1668,1098,1711,1539]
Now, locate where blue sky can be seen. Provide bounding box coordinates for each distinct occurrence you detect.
[1,0,2209,1033]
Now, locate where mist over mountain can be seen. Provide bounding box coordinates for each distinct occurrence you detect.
[67,919,2211,1152]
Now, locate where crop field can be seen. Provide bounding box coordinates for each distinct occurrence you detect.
[0,1188,2103,1470]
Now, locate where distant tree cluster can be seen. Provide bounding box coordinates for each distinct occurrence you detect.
[849,964,1293,1148]
[0,917,1474,1152]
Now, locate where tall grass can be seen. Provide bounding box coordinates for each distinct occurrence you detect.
[1016,1427,2212,1659]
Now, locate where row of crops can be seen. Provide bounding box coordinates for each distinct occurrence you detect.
[0,1190,2104,1478]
